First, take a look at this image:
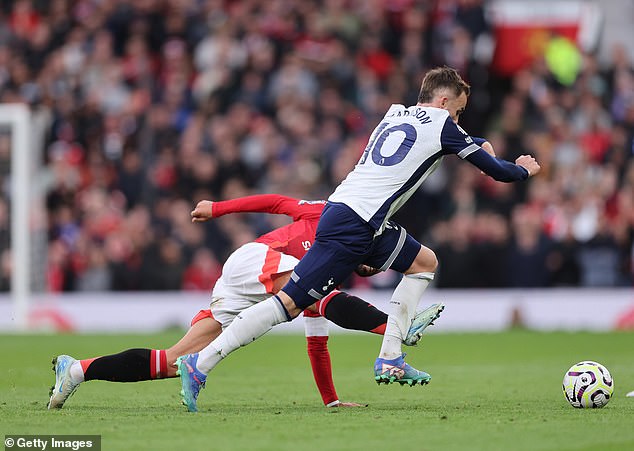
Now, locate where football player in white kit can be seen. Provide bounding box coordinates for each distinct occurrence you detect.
[177,66,541,411]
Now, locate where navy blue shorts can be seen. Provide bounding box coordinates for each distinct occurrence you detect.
[283,202,422,309]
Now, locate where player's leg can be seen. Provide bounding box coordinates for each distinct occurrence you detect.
[192,243,363,371]
[190,245,300,372]
[378,244,437,359]
[303,310,339,406]
[179,207,372,411]
[365,224,437,385]
[177,244,304,411]
[318,291,443,344]
[192,207,372,372]
[316,291,387,335]
[47,312,221,409]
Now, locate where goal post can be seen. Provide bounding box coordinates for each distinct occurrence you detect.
[1,103,49,331]
[0,104,31,331]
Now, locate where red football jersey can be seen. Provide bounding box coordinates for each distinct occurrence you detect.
[211,195,325,259]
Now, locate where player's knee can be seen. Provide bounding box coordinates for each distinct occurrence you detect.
[409,246,438,274]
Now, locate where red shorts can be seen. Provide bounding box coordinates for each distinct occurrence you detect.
[190,309,215,327]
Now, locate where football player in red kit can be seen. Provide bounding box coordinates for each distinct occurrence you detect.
[48,195,443,410]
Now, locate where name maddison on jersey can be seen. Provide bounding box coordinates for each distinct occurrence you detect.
[387,107,432,125]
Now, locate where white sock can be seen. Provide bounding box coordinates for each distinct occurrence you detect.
[69,361,85,383]
[196,296,289,373]
[379,272,434,360]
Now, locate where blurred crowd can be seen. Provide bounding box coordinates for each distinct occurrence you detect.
[0,0,632,292]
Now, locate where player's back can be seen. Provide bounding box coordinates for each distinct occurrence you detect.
[329,104,451,231]
[255,202,323,260]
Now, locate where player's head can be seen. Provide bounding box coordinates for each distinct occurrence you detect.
[417,66,470,123]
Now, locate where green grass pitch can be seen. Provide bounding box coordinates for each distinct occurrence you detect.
[1,330,633,450]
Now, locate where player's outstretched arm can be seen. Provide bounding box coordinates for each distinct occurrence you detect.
[465,148,540,182]
[191,194,320,223]
[441,119,538,182]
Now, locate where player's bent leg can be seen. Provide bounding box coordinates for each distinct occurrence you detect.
[374,353,432,387]
[379,242,438,360]
[379,269,436,358]
[318,291,443,346]
[48,355,81,409]
[320,292,388,334]
[405,244,438,275]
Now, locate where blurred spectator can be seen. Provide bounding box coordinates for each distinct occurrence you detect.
[182,248,222,291]
[0,0,631,293]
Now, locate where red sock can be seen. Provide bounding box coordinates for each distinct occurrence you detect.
[306,335,338,406]
[150,350,168,379]
[80,358,98,375]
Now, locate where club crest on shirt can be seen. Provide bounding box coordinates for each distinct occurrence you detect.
[456,123,473,143]
[322,277,334,292]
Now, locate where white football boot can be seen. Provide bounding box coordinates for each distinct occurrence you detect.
[48,355,81,409]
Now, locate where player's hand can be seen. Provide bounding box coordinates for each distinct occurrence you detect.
[354,264,380,277]
[515,155,541,177]
[191,200,214,223]
[329,402,369,408]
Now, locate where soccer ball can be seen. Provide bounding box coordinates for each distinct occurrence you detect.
[562,361,614,408]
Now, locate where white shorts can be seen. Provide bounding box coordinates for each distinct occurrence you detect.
[210,242,299,328]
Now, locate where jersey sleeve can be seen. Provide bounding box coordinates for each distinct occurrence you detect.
[212,195,322,221]
[471,136,487,147]
[465,148,529,182]
[441,118,528,182]
[440,116,482,158]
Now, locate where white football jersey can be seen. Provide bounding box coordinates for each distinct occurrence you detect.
[328,104,479,233]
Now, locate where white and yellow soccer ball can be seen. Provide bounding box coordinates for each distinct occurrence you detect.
[562,361,614,408]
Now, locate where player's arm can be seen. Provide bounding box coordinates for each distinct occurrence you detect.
[472,136,495,157]
[441,118,540,182]
[466,150,539,182]
[191,194,307,223]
